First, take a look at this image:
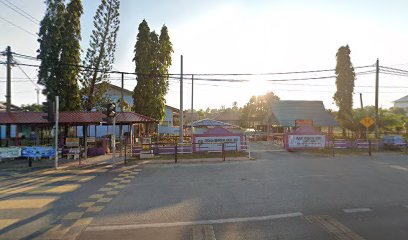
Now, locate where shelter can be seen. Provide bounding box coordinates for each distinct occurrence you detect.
[263,100,337,128]
[0,111,157,158]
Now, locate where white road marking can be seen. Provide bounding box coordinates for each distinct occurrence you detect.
[343,208,372,213]
[389,165,408,171]
[85,212,303,231]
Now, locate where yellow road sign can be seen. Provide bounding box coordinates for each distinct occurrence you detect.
[360,117,375,128]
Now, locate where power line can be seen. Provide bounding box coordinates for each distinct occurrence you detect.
[0,16,37,37]
[0,0,39,24]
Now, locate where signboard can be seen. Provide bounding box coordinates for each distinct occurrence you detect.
[287,135,326,148]
[142,138,151,151]
[195,136,241,151]
[21,146,55,158]
[360,117,375,128]
[87,137,96,143]
[295,119,313,126]
[0,147,21,159]
[66,138,80,147]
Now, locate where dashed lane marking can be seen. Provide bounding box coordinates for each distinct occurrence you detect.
[78,202,96,208]
[106,191,119,195]
[306,215,365,240]
[98,187,112,192]
[96,198,112,203]
[85,212,303,231]
[89,194,104,199]
[43,184,81,194]
[0,197,58,209]
[343,208,372,213]
[62,212,84,220]
[86,206,104,213]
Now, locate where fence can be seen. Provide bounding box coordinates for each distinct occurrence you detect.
[125,142,248,163]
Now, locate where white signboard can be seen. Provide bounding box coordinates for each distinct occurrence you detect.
[195,136,241,151]
[288,135,326,148]
[0,147,21,159]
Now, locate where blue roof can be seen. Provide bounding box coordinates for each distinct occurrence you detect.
[192,118,234,127]
[270,101,338,127]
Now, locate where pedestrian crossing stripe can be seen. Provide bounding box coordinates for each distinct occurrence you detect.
[0,197,58,209]
[0,219,19,230]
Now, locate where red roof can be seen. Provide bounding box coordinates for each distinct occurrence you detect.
[0,112,157,125]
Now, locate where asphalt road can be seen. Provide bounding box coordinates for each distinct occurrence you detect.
[77,150,408,240]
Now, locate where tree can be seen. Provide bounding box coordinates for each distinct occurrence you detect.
[20,104,42,112]
[81,0,120,111]
[132,21,173,120]
[37,0,83,111]
[333,45,355,133]
[60,0,83,110]
[37,0,65,103]
[241,92,280,128]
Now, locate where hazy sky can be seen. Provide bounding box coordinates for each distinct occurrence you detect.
[1,0,408,110]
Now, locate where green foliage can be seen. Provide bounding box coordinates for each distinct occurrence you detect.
[338,106,407,137]
[241,92,280,127]
[132,20,173,120]
[333,45,356,130]
[37,0,82,111]
[20,104,42,112]
[81,0,120,111]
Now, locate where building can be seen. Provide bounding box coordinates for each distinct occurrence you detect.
[263,100,338,131]
[101,83,180,135]
[206,111,242,126]
[0,101,22,112]
[393,95,408,113]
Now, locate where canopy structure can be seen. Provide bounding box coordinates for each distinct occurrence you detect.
[264,101,338,127]
[0,111,157,125]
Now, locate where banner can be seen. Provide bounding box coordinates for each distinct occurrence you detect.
[0,147,21,159]
[66,138,80,147]
[21,146,55,158]
[288,135,325,148]
[195,136,241,151]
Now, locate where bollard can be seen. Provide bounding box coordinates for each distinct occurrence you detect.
[332,143,335,157]
[368,140,372,156]
[28,158,32,167]
[175,143,178,163]
[124,139,127,164]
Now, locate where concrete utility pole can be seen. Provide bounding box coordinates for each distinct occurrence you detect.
[5,46,11,112]
[360,93,364,110]
[179,55,184,144]
[191,74,194,143]
[375,59,379,139]
[55,96,59,169]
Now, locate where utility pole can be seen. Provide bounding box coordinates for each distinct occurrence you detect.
[360,93,364,110]
[54,96,59,169]
[179,55,184,144]
[119,72,124,157]
[375,59,379,139]
[5,46,11,112]
[5,46,12,142]
[191,74,194,143]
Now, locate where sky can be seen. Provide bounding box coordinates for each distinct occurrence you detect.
[1,0,408,111]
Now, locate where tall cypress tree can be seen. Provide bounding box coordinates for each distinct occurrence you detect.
[133,21,173,120]
[333,45,356,132]
[37,0,83,111]
[37,0,65,103]
[133,20,153,116]
[81,0,120,111]
[60,0,83,110]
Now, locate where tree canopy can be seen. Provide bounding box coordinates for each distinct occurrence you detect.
[132,20,173,120]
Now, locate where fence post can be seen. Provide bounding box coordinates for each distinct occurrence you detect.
[124,137,127,164]
[222,143,225,161]
[175,143,178,163]
[332,141,335,157]
[368,140,372,156]
[248,142,251,159]
[405,140,407,154]
[28,157,32,167]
